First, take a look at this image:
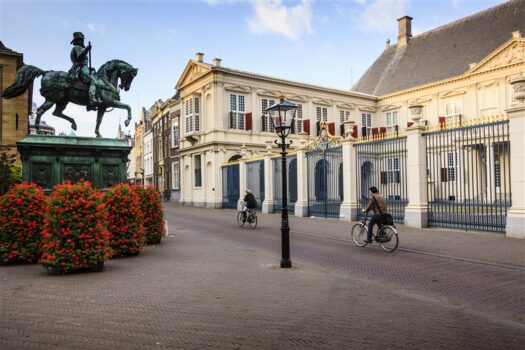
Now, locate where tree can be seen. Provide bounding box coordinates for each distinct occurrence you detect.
[0,148,21,195]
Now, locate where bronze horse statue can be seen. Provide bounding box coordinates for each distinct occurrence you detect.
[2,59,137,138]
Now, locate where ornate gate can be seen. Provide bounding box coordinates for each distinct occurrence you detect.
[273,154,297,213]
[306,123,343,218]
[246,159,265,210]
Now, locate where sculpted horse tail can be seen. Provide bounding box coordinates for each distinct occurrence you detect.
[1,65,44,99]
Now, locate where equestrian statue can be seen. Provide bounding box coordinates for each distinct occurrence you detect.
[1,32,138,138]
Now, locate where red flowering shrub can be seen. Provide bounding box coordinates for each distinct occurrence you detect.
[0,182,46,264]
[134,186,165,245]
[41,182,110,273]
[104,184,144,257]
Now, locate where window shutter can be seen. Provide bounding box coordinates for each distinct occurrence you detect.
[380,171,388,184]
[303,120,310,134]
[352,125,358,138]
[229,111,234,129]
[439,117,446,129]
[291,120,296,134]
[440,168,448,182]
[361,126,367,137]
[245,112,252,130]
[262,115,267,132]
[371,127,379,136]
[380,127,387,135]
[339,124,345,136]
[407,121,414,128]
[328,122,335,135]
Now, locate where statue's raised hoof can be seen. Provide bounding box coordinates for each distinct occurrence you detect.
[124,118,130,127]
[95,132,102,138]
[71,123,77,131]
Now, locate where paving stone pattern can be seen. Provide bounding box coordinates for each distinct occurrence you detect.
[0,203,524,349]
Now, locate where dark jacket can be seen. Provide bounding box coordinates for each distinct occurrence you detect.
[364,193,388,214]
[244,193,257,209]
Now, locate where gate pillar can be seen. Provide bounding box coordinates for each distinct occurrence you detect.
[404,125,428,228]
[262,154,274,214]
[340,138,358,221]
[294,148,308,217]
[505,80,525,238]
[238,159,247,211]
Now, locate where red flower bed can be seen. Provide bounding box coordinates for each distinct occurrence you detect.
[0,182,46,264]
[134,186,165,245]
[104,184,145,257]
[41,182,110,273]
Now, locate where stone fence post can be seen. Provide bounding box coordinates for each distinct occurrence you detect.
[262,143,275,213]
[505,76,525,238]
[294,138,309,217]
[403,122,429,228]
[340,125,359,221]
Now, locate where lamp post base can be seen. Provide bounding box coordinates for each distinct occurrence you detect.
[280,259,292,268]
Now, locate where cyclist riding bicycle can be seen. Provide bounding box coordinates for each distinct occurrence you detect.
[242,189,257,223]
[363,186,389,243]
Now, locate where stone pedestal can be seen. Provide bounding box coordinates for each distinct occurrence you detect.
[17,135,131,193]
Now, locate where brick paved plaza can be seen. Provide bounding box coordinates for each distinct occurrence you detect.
[1,203,524,349]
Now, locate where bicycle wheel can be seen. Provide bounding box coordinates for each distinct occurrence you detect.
[248,214,257,229]
[237,211,245,227]
[351,223,368,247]
[380,226,398,252]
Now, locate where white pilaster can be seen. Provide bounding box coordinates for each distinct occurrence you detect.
[238,160,247,211]
[294,149,309,217]
[505,104,525,238]
[404,125,429,228]
[262,155,274,213]
[340,137,359,221]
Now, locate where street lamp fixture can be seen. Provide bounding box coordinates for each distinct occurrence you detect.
[266,93,298,268]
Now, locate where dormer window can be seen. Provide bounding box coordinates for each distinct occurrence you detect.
[184,96,200,134]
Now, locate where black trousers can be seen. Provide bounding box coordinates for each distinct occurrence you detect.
[368,214,385,241]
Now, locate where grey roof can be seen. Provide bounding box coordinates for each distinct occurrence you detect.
[352,0,525,96]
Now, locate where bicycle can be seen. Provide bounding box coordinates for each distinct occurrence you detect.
[237,208,258,229]
[351,215,399,252]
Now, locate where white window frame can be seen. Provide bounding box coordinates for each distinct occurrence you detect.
[445,99,462,124]
[184,96,200,134]
[172,161,180,190]
[229,93,246,130]
[386,111,398,133]
[172,119,179,148]
[387,157,400,183]
[194,154,202,188]
[361,113,372,136]
[316,106,328,122]
[262,98,276,132]
[447,152,456,182]
[294,103,303,133]
[340,110,351,124]
[480,87,498,118]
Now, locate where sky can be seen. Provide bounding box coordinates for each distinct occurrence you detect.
[0,0,507,138]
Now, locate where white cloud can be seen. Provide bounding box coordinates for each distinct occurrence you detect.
[204,0,241,6]
[87,23,106,35]
[360,0,410,33]
[248,0,314,41]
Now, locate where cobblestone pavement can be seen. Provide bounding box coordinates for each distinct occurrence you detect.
[1,203,524,349]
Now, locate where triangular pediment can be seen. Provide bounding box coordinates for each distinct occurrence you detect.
[467,38,525,75]
[287,93,308,102]
[175,60,212,90]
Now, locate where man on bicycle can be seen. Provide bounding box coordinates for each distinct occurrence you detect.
[242,189,257,222]
[363,186,389,243]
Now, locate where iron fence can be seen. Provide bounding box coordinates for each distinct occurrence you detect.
[273,155,297,213]
[221,164,239,209]
[354,137,408,223]
[424,120,511,232]
[307,147,343,218]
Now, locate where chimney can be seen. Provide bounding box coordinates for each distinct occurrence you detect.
[213,58,222,67]
[195,52,204,62]
[397,16,413,48]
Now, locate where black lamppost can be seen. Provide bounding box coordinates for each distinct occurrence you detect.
[266,94,298,268]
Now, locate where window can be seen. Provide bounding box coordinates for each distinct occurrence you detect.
[172,161,180,190]
[316,106,328,122]
[386,111,398,133]
[340,110,351,124]
[262,98,276,132]
[480,88,498,117]
[387,158,400,183]
[295,103,303,133]
[172,120,179,147]
[229,94,245,130]
[184,96,200,133]
[194,155,202,187]
[361,113,372,136]
[445,99,462,123]
[448,152,456,181]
